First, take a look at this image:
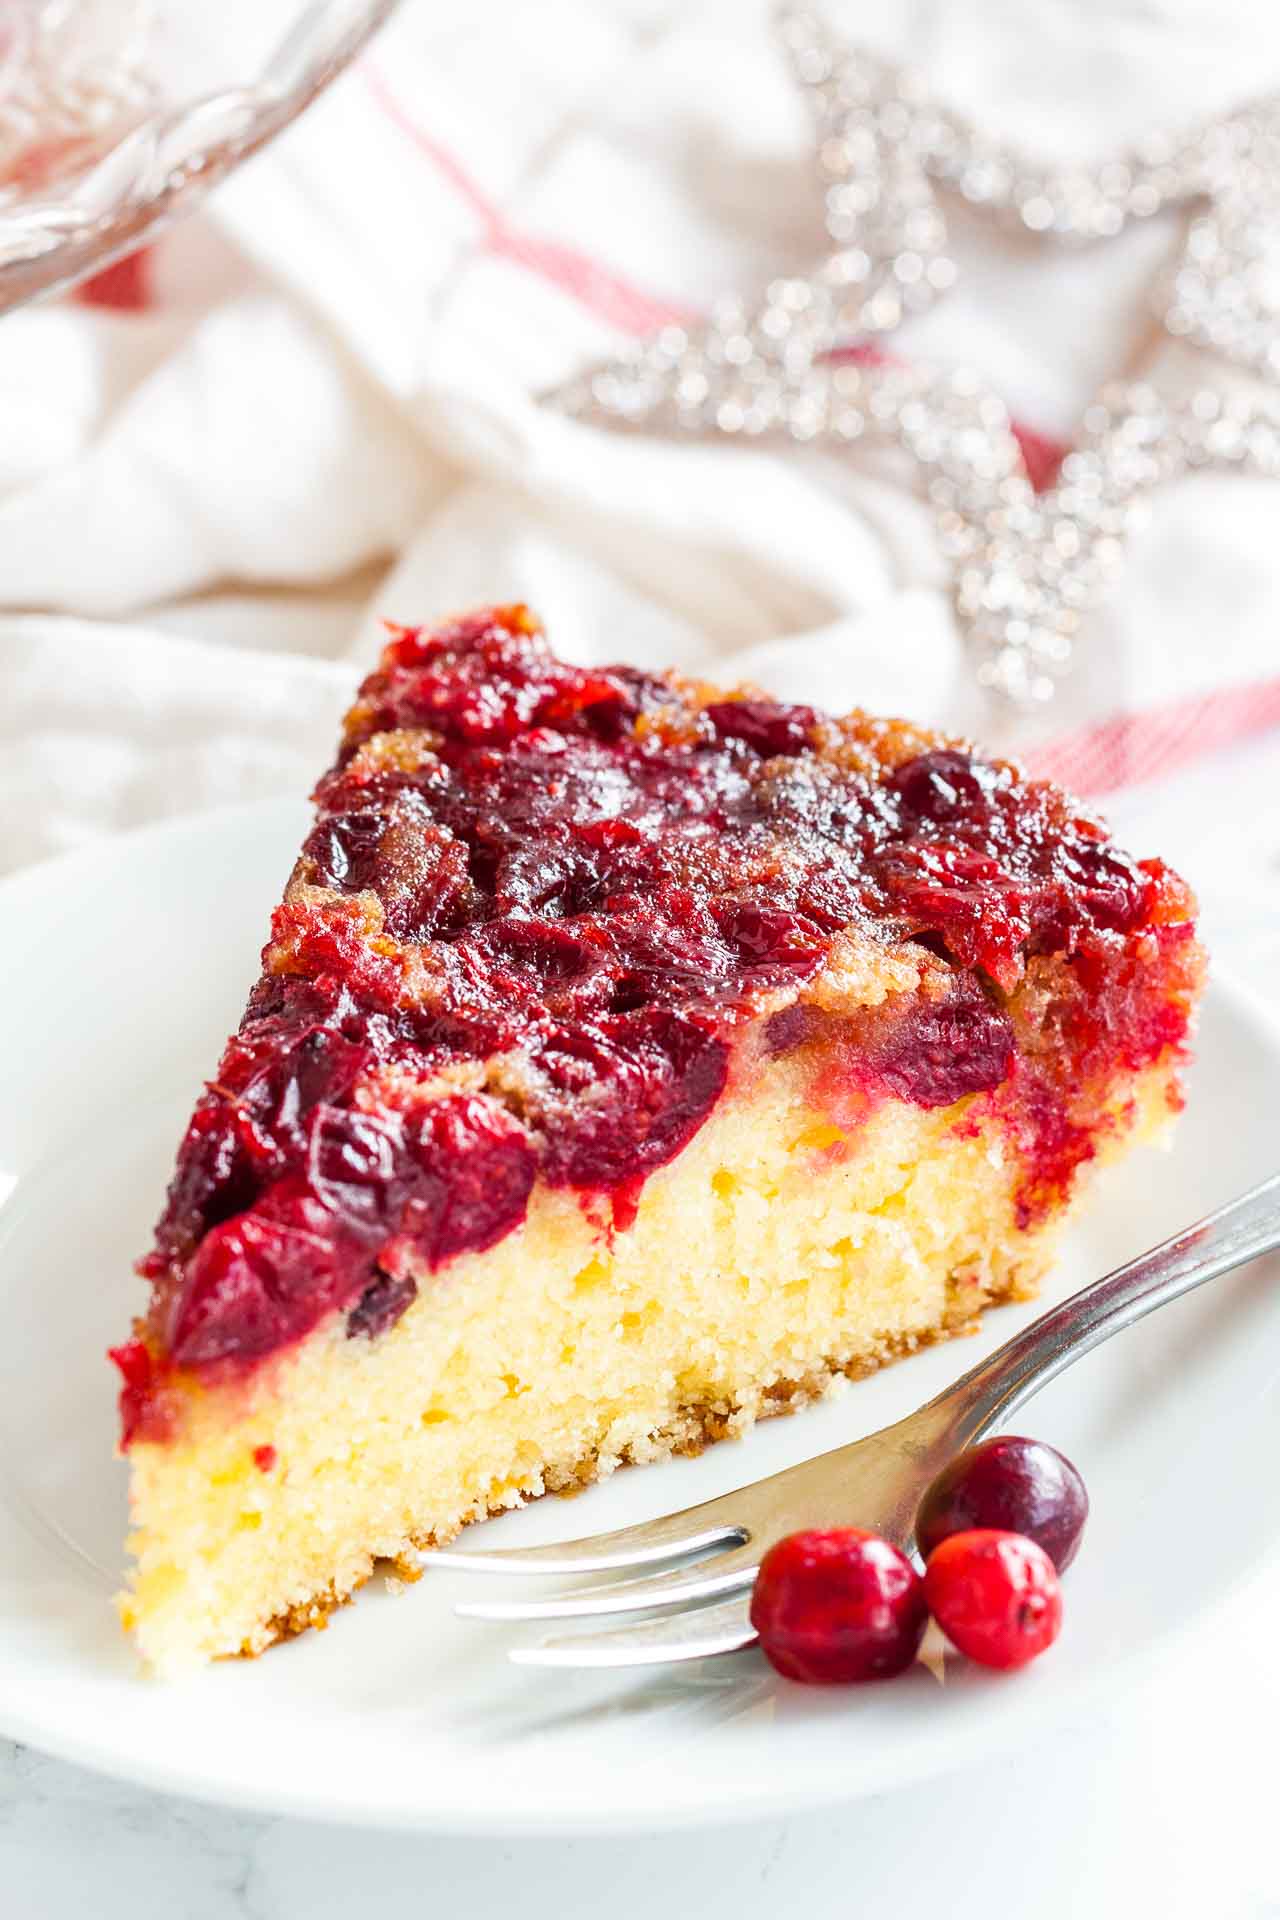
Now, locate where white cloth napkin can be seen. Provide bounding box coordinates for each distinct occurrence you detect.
[3,0,1280,1005]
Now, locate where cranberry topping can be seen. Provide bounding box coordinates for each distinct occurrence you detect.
[750,1528,928,1683]
[161,1094,534,1369]
[120,607,1197,1436]
[533,1012,728,1191]
[362,610,638,745]
[306,1105,403,1240]
[167,1207,344,1368]
[762,1002,831,1056]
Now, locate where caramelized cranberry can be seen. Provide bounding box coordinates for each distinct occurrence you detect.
[150,1027,370,1267]
[267,902,400,1006]
[306,1106,404,1241]
[923,1529,1063,1670]
[880,841,1033,986]
[712,901,826,982]
[402,1095,536,1265]
[167,1211,341,1367]
[303,808,387,892]
[365,611,633,745]
[535,1012,728,1191]
[916,1436,1088,1572]
[705,699,817,757]
[762,1002,830,1056]
[892,749,994,821]
[151,1101,256,1261]
[231,1028,368,1148]
[480,917,606,988]
[750,1528,928,1683]
[870,987,1014,1108]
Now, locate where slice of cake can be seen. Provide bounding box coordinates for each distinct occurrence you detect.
[113,605,1204,1672]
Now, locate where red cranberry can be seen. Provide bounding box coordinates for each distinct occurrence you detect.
[704,699,817,757]
[749,1528,928,1684]
[916,1436,1088,1572]
[481,916,604,985]
[923,1530,1063,1670]
[166,1207,340,1367]
[306,1105,404,1241]
[534,1011,728,1192]
[403,1094,536,1265]
[151,1099,258,1261]
[303,807,387,893]
[869,984,1014,1108]
[892,749,993,822]
[712,900,827,983]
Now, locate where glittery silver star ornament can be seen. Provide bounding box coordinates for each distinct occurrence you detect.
[1163,107,1280,377]
[558,349,1280,706]
[550,5,1280,708]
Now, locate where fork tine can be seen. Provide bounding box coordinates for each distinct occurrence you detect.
[423,1509,747,1577]
[509,1594,758,1668]
[454,1545,757,1622]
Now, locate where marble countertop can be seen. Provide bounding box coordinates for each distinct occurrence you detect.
[3,1576,1278,1920]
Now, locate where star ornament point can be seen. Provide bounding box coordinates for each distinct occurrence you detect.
[551,4,1280,708]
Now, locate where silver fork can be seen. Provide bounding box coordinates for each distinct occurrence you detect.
[427,1172,1280,1668]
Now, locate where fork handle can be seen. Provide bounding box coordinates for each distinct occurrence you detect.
[927,1170,1280,1445]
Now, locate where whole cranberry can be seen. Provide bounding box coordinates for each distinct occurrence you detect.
[749,1528,928,1684]
[891,748,992,822]
[923,1529,1063,1670]
[916,1435,1088,1572]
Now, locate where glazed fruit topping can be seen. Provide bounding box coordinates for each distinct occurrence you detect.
[923,1529,1064,1670]
[122,607,1198,1416]
[916,1435,1089,1572]
[158,1092,535,1368]
[748,1527,928,1683]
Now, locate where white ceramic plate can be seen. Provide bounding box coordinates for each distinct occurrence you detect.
[0,799,1276,1833]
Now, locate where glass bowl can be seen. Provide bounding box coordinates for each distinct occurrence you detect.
[0,0,399,312]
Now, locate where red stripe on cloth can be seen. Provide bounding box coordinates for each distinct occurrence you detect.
[488,228,699,336]
[75,246,153,311]
[1009,423,1066,494]
[368,72,1077,472]
[364,64,695,334]
[364,65,496,229]
[1026,673,1280,796]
